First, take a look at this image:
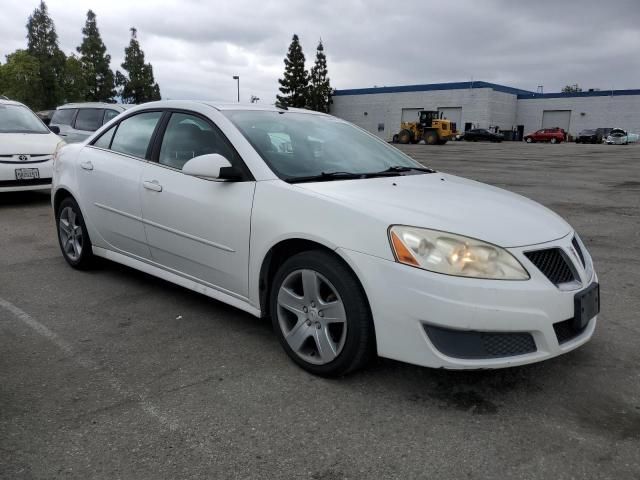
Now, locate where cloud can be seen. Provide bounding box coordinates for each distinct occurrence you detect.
[1,0,637,104]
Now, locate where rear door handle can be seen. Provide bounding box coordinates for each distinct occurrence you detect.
[80,160,93,171]
[143,180,163,192]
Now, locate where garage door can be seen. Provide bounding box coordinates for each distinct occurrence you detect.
[401,108,423,123]
[438,107,462,132]
[542,110,571,131]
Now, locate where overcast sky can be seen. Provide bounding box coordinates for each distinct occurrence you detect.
[1,0,639,103]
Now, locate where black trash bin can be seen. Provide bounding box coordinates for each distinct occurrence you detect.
[499,130,514,141]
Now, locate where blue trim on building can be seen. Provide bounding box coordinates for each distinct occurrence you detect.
[333,81,640,99]
[333,81,534,97]
[517,89,640,99]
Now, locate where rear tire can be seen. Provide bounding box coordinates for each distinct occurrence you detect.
[526,137,533,143]
[392,134,399,144]
[398,129,412,145]
[550,137,557,144]
[270,250,375,377]
[56,197,94,269]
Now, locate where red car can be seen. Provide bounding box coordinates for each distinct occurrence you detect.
[524,128,566,144]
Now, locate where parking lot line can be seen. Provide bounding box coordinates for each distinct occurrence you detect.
[0,296,181,432]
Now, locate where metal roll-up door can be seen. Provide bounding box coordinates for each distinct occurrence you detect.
[401,108,423,123]
[542,110,571,131]
[438,107,462,132]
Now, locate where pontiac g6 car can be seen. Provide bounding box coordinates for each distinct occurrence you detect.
[51,101,599,376]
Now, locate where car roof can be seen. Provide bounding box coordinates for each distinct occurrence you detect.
[57,102,133,110]
[0,98,28,107]
[121,99,328,116]
[204,102,317,113]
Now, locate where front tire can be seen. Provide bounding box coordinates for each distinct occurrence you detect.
[398,129,412,145]
[56,197,94,269]
[550,137,557,144]
[423,130,438,145]
[270,250,375,377]
[526,137,533,143]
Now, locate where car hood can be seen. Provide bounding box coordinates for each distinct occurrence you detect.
[0,132,61,155]
[297,173,572,248]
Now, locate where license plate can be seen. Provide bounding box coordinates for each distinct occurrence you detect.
[573,282,600,329]
[15,168,40,180]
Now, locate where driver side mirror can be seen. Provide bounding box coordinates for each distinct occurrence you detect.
[49,125,60,135]
[182,153,242,181]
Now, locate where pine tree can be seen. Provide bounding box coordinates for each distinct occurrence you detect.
[277,34,309,108]
[26,0,66,109]
[77,10,115,102]
[308,40,332,113]
[115,28,161,104]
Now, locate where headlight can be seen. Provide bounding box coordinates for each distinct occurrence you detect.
[389,225,529,280]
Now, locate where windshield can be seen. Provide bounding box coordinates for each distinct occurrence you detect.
[223,110,425,181]
[0,104,50,134]
[580,129,595,135]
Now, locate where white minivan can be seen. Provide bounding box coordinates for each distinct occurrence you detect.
[0,98,63,192]
[49,103,132,144]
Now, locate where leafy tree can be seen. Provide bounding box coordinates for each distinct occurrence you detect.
[115,28,161,104]
[562,84,582,93]
[277,34,309,108]
[77,10,115,102]
[0,50,44,108]
[307,40,331,113]
[26,0,66,108]
[61,55,88,103]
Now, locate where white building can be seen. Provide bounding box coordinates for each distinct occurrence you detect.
[330,81,640,140]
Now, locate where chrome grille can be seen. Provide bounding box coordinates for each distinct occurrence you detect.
[525,248,575,285]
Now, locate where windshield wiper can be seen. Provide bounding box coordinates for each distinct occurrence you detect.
[287,166,436,184]
[376,165,436,174]
[287,171,366,183]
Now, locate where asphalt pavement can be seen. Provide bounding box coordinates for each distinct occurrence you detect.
[1,141,639,479]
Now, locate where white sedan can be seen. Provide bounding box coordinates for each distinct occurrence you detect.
[605,128,639,145]
[1,98,63,192]
[52,101,599,376]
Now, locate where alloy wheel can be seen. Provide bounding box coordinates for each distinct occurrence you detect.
[276,269,348,365]
[58,206,83,261]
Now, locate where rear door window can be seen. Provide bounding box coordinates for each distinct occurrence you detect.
[74,109,104,132]
[110,111,163,159]
[103,109,120,125]
[51,108,77,125]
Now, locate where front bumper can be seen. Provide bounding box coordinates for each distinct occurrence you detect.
[0,160,53,192]
[338,235,597,369]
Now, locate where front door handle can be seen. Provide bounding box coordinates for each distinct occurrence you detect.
[80,160,93,171]
[143,180,163,192]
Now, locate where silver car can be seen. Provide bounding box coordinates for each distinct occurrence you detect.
[49,103,133,143]
[605,128,639,145]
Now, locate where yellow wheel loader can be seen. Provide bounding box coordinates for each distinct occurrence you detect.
[392,110,456,145]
